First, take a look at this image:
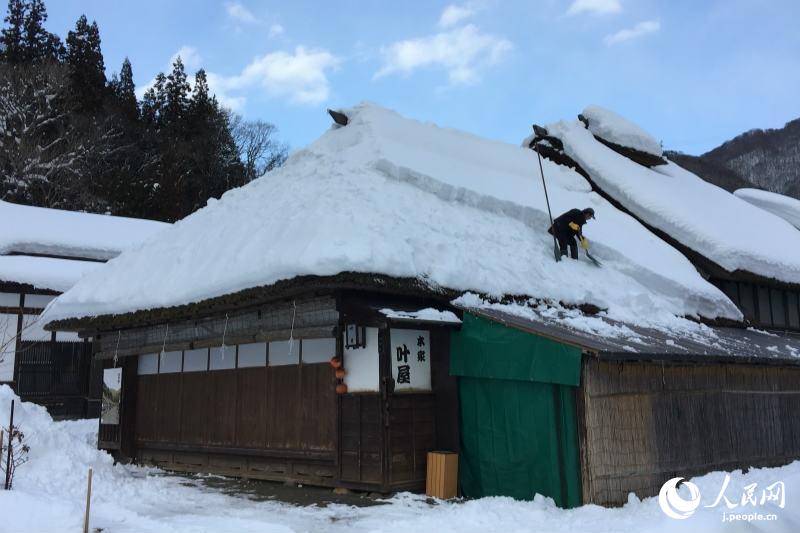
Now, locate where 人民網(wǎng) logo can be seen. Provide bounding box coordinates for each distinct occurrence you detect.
[659,477,701,520]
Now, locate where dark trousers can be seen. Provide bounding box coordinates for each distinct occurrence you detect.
[554,225,578,259]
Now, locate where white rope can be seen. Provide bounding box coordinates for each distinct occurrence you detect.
[113,330,121,368]
[221,313,229,360]
[287,300,297,358]
[159,323,169,362]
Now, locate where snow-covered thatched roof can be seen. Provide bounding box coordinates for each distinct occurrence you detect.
[734,188,800,230]
[0,200,168,291]
[544,113,800,284]
[41,103,741,330]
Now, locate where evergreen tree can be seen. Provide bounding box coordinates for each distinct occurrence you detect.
[0,0,25,63]
[112,57,137,119]
[22,0,60,62]
[66,14,106,111]
[162,56,189,123]
[140,72,165,126]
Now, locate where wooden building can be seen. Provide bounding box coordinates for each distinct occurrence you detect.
[0,200,166,418]
[40,104,800,505]
[51,279,461,493]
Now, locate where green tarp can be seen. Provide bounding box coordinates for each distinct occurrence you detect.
[451,313,582,507]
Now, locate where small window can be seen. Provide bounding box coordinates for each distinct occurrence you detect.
[0,293,20,307]
[237,342,267,368]
[0,313,18,347]
[56,331,81,342]
[24,294,55,309]
[269,339,299,366]
[158,351,182,373]
[302,338,335,364]
[757,286,772,325]
[210,345,235,370]
[183,348,208,372]
[770,289,787,328]
[788,293,800,330]
[138,353,158,375]
[738,283,756,321]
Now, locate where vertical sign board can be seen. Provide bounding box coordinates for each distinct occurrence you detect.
[101,368,122,425]
[390,328,431,392]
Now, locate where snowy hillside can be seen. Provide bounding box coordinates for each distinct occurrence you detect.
[546,117,800,284]
[41,104,741,329]
[735,188,800,230]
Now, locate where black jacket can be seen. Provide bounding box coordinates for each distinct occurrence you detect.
[548,209,586,238]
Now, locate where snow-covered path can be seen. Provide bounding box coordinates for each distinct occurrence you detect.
[1,386,798,533]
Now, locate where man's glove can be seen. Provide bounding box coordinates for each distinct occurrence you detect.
[568,222,580,231]
[580,237,589,250]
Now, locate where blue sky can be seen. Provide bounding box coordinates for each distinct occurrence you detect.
[43,0,800,154]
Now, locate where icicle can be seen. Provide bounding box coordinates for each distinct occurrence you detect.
[287,300,297,359]
[221,313,229,360]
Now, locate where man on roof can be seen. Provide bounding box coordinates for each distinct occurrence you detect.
[548,207,595,260]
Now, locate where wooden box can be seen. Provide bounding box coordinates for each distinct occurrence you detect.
[426,451,458,499]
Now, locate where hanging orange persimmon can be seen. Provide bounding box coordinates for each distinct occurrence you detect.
[335,368,346,379]
[335,383,348,395]
[329,356,343,369]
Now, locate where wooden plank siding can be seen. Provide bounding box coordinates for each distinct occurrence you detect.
[579,358,800,506]
[135,363,338,485]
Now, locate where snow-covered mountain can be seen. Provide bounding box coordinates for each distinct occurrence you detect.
[667,118,800,199]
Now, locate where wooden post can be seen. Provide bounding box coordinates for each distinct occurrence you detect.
[4,400,14,490]
[83,467,93,533]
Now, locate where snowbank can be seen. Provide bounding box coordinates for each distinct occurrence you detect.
[0,200,168,261]
[1,386,797,533]
[546,118,800,284]
[581,105,663,157]
[735,188,800,230]
[41,103,741,331]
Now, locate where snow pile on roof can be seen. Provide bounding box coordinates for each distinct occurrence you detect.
[545,117,800,284]
[0,255,98,292]
[734,188,800,230]
[580,105,663,157]
[42,103,740,329]
[0,200,168,261]
[2,386,799,532]
[379,307,462,324]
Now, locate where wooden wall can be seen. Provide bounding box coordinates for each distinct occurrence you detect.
[135,363,338,485]
[579,358,800,506]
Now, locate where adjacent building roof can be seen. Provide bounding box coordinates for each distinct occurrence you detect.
[462,304,800,365]
[0,200,168,292]
[41,103,740,331]
[734,188,800,231]
[544,114,800,285]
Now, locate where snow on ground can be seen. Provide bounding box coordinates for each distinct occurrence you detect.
[546,117,800,284]
[0,386,797,533]
[580,105,663,157]
[734,188,800,230]
[0,200,168,261]
[41,103,740,330]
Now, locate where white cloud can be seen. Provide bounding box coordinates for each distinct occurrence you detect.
[268,23,284,38]
[135,46,204,100]
[439,3,476,28]
[225,2,260,24]
[137,44,338,110]
[375,24,512,85]
[604,19,660,45]
[566,0,622,16]
[216,46,341,105]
